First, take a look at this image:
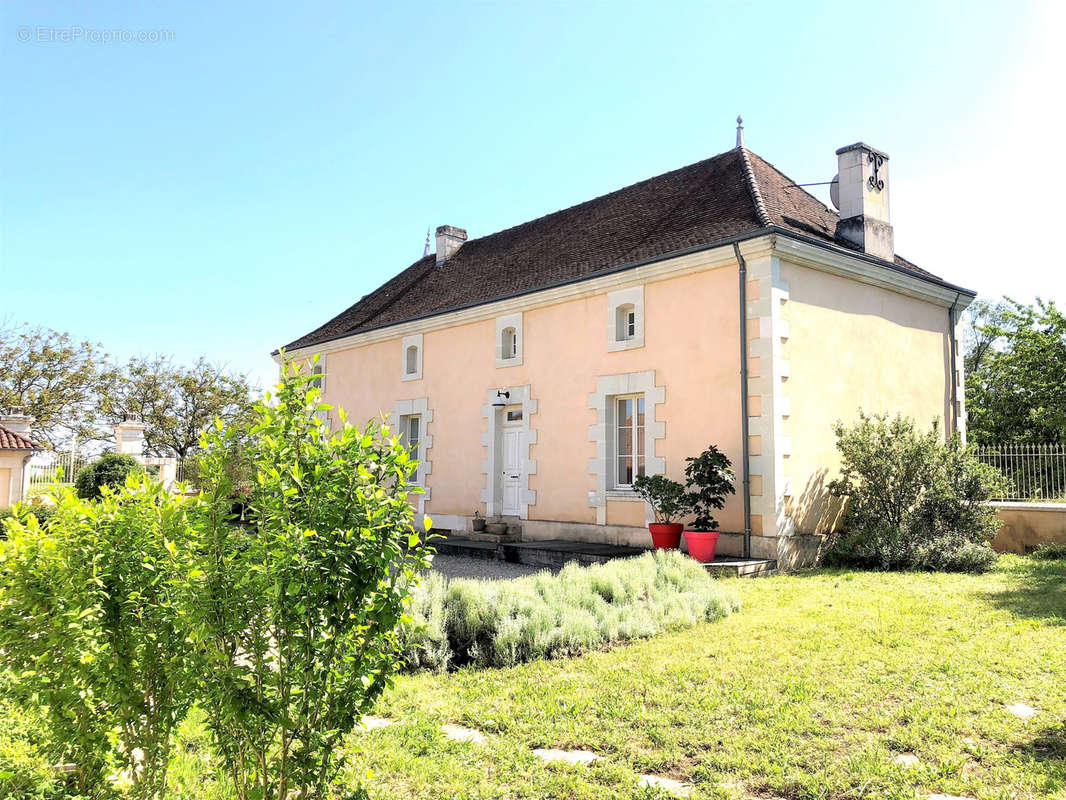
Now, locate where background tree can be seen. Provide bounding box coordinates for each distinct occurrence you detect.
[0,322,115,447]
[100,355,256,458]
[965,298,1066,444]
[961,298,1009,376]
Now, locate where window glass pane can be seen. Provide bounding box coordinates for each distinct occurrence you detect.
[618,397,632,427]
[617,426,632,456]
[636,396,645,426]
[506,408,523,422]
[635,456,645,479]
[636,427,644,456]
[405,346,418,374]
[627,311,636,337]
[618,457,633,485]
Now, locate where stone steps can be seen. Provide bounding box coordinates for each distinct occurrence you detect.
[437,535,776,576]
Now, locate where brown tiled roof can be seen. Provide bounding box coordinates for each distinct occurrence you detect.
[283,147,957,352]
[0,424,39,451]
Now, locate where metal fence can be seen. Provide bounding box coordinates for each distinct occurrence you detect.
[26,451,91,490]
[175,457,198,487]
[972,443,1066,502]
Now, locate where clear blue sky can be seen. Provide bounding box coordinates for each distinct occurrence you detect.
[2,1,1061,392]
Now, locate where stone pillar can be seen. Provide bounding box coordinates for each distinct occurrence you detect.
[114,416,146,456]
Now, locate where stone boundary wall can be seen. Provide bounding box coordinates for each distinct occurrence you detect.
[991,502,1066,554]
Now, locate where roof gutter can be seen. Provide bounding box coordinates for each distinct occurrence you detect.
[275,226,976,356]
[733,242,752,559]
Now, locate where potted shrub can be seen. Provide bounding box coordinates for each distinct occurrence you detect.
[633,474,691,550]
[682,445,736,562]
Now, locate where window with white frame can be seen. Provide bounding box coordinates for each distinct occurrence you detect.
[495,312,523,367]
[501,327,518,360]
[401,414,421,456]
[615,304,636,342]
[614,394,645,487]
[606,286,644,352]
[310,361,325,391]
[401,333,423,380]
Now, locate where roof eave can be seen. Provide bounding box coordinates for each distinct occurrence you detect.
[768,226,977,299]
[273,225,971,359]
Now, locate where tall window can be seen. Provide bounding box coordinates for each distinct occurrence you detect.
[405,345,419,375]
[404,414,421,455]
[615,303,636,341]
[615,395,645,486]
[501,327,518,360]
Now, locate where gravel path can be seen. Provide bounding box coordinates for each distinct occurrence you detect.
[428,553,554,580]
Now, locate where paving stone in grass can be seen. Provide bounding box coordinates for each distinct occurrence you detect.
[440,724,487,745]
[1006,702,1038,719]
[637,774,692,797]
[893,753,920,767]
[532,748,601,765]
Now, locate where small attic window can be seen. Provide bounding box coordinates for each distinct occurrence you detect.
[401,333,423,380]
[494,313,523,367]
[615,304,636,341]
[501,327,518,359]
[310,362,325,390]
[606,287,644,352]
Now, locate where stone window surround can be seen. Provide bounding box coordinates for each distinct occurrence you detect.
[495,312,524,367]
[393,397,433,517]
[401,333,423,381]
[606,285,645,352]
[480,384,538,519]
[587,370,666,525]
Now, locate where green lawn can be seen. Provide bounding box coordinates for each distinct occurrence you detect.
[174,556,1065,799]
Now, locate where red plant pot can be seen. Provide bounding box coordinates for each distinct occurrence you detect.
[648,523,683,550]
[683,530,720,563]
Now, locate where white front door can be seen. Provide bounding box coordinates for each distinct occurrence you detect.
[501,425,523,516]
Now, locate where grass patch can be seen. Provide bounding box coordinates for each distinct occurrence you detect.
[401,550,740,670]
[6,556,1066,799]
[356,556,1066,799]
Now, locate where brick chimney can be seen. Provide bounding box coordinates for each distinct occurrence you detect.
[834,142,893,261]
[435,225,467,265]
[0,407,34,435]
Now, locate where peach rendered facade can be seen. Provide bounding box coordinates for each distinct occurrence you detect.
[279,232,968,568]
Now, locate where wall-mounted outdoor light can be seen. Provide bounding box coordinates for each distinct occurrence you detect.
[492,390,510,408]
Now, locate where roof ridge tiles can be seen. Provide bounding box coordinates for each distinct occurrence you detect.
[737,145,772,227]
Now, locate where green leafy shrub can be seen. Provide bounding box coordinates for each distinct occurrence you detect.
[0,505,56,538]
[823,413,1007,573]
[0,478,196,799]
[632,474,690,524]
[0,681,60,800]
[1032,541,1066,560]
[683,445,735,531]
[186,358,434,800]
[73,452,143,500]
[400,550,740,671]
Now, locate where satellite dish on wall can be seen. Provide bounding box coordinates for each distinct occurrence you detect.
[829,174,840,210]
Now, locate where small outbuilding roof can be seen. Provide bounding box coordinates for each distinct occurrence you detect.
[0,424,40,451]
